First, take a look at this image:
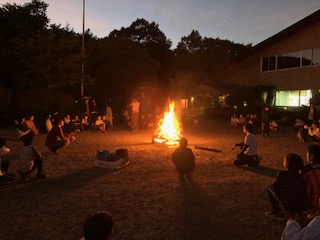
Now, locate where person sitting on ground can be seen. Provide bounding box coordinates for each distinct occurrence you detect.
[81,114,90,131]
[301,144,320,218]
[307,121,320,142]
[146,113,154,128]
[72,115,83,132]
[45,114,53,133]
[18,131,48,181]
[0,138,11,177]
[265,153,307,221]
[231,114,239,127]
[171,137,195,178]
[269,119,279,134]
[102,115,108,130]
[95,115,106,133]
[238,114,246,126]
[233,123,260,168]
[25,114,39,135]
[246,113,260,133]
[45,118,74,154]
[281,202,320,240]
[81,211,114,240]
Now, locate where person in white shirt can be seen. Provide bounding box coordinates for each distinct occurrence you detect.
[95,115,106,133]
[281,207,320,240]
[233,123,260,168]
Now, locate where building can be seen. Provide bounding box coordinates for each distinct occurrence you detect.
[219,9,320,108]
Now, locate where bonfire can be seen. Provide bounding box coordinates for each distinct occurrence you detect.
[152,101,182,145]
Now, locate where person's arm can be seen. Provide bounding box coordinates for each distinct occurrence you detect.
[58,127,69,140]
[31,146,43,161]
[0,146,10,156]
[281,219,301,240]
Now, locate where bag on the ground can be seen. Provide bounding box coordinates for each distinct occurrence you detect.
[115,149,128,160]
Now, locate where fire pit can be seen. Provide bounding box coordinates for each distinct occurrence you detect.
[151,101,182,146]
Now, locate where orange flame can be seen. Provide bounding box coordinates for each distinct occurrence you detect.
[153,101,182,145]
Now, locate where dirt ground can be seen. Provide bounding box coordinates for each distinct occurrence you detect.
[0,119,309,240]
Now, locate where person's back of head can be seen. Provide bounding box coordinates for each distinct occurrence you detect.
[244,123,253,133]
[285,153,304,173]
[179,137,188,148]
[307,144,320,164]
[84,211,113,240]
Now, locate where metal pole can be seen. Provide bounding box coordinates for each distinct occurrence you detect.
[81,0,85,110]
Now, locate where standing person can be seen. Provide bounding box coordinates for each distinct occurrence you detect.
[130,98,140,131]
[172,138,195,178]
[81,211,114,240]
[261,106,270,138]
[233,123,260,168]
[90,99,98,124]
[45,118,73,154]
[105,103,113,126]
[306,103,318,125]
[18,131,48,181]
[265,153,306,221]
[301,144,320,218]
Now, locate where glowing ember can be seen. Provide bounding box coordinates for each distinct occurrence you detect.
[152,101,182,145]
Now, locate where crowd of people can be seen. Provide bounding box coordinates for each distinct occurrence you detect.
[227,103,320,239]
[230,107,279,137]
[2,101,320,238]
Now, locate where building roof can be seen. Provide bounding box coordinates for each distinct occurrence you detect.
[252,9,320,52]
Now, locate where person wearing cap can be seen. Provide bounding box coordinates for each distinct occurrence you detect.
[18,131,48,181]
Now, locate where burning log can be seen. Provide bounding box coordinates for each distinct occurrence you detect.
[152,101,182,146]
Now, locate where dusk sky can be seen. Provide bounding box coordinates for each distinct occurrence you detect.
[1,0,320,48]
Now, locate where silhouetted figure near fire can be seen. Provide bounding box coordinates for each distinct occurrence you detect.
[171,138,195,178]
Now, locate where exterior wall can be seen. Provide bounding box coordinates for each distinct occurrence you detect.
[221,20,320,90]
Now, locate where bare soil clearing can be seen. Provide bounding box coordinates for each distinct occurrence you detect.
[0,120,308,240]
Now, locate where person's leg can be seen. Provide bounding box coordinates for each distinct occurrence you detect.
[247,155,260,168]
[47,140,69,153]
[233,152,248,166]
[33,156,47,178]
[267,186,281,213]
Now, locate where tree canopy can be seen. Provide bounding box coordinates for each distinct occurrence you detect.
[0,0,253,122]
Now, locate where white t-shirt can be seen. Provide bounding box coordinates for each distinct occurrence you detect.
[244,133,257,156]
[281,216,320,240]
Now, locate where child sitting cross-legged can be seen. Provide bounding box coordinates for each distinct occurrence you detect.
[265,153,307,221]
